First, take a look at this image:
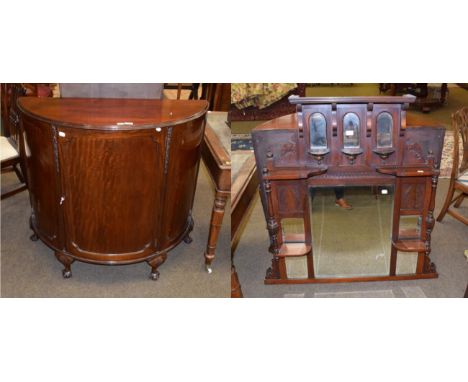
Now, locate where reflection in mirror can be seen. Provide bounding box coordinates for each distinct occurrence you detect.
[281,218,308,279]
[343,113,360,148]
[377,112,393,148]
[281,218,305,243]
[309,113,327,150]
[395,215,419,275]
[309,185,396,278]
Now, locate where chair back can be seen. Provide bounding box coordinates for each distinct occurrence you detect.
[1,84,26,147]
[59,83,164,99]
[452,106,468,177]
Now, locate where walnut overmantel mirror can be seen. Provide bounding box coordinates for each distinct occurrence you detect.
[252,96,445,284]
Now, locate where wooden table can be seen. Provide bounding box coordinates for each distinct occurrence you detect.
[201,112,231,272]
[231,150,258,297]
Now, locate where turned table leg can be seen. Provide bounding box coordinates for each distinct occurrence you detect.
[147,253,168,280]
[55,251,75,279]
[204,189,228,273]
[231,265,243,298]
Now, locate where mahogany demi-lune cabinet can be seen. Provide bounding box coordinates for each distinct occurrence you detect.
[253,96,446,284]
[17,97,209,279]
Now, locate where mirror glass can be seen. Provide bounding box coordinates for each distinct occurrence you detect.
[309,185,401,278]
[309,113,327,150]
[395,215,419,275]
[282,186,419,279]
[343,113,360,148]
[281,218,308,280]
[377,112,393,148]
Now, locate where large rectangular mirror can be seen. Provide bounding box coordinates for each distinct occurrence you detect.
[282,186,418,279]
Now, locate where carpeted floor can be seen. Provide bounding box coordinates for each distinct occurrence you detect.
[233,178,468,298]
[0,162,230,297]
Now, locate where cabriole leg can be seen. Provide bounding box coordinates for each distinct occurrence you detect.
[183,216,194,244]
[54,251,75,279]
[147,253,168,281]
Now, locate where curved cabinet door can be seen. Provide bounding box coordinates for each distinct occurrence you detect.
[58,128,164,262]
[160,117,205,248]
[21,116,62,248]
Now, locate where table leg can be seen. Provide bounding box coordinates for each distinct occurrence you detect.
[231,265,243,298]
[204,189,228,273]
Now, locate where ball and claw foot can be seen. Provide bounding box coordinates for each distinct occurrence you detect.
[62,269,72,279]
[183,234,193,244]
[150,270,160,281]
[30,233,39,242]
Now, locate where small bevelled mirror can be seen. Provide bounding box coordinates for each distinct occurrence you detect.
[343,113,360,148]
[309,113,327,150]
[377,112,393,148]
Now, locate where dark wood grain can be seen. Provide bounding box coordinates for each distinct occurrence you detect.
[18,97,208,279]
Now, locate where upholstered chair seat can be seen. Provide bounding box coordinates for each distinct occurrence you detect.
[458,170,468,187]
[0,136,19,162]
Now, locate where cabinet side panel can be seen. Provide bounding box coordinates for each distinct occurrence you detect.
[21,115,61,248]
[160,116,206,247]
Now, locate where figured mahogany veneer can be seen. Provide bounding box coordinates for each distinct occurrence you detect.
[253,96,445,284]
[18,97,208,279]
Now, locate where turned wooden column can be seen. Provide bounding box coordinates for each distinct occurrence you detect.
[201,111,231,273]
[204,189,229,272]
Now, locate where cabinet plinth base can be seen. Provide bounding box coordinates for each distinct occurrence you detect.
[264,272,438,284]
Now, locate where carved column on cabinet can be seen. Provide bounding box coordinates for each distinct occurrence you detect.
[263,178,281,280]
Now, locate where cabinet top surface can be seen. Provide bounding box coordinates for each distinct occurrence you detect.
[18,97,209,130]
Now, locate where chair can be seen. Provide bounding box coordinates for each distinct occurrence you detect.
[1,84,28,199]
[59,83,164,99]
[436,107,468,225]
[163,83,198,100]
